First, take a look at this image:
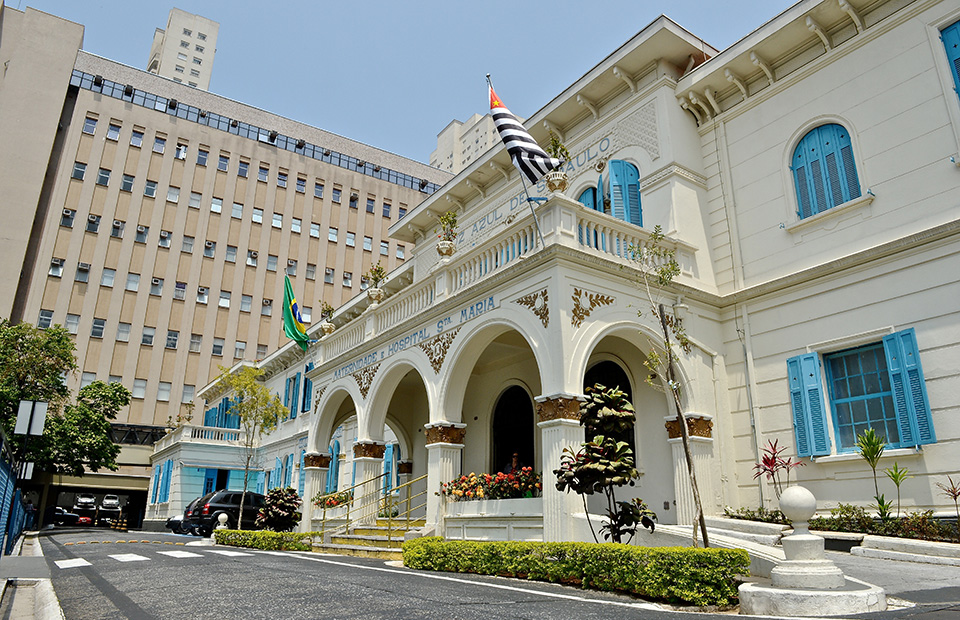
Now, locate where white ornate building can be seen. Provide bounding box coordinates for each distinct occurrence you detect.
[149,0,960,541]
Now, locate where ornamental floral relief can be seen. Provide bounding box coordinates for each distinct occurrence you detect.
[514,289,549,328]
[417,327,461,374]
[536,397,582,422]
[352,363,380,399]
[571,287,615,328]
[665,416,713,439]
[424,424,467,445]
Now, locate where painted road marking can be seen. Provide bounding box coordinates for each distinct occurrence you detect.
[204,550,252,557]
[55,558,92,569]
[157,550,202,559]
[109,553,150,563]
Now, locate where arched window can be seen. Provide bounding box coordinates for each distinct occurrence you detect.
[576,161,642,226]
[491,386,534,473]
[791,124,860,219]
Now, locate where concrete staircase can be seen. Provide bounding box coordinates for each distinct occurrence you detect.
[312,518,426,560]
[702,516,791,546]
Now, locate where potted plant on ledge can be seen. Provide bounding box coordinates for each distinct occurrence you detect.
[365,261,387,304]
[436,210,458,257]
[544,131,571,194]
[318,301,336,336]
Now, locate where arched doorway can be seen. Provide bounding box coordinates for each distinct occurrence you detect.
[491,385,535,474]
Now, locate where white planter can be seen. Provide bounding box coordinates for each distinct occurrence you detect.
[445,496,542,518]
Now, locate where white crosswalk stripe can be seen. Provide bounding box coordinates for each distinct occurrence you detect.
[55,558,92,569]
[204,549,253,557]
[108,553,150,562]
[157,550,203,558]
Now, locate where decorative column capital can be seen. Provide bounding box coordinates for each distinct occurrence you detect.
[424,422,466,446]
[535,393,584,423]
[353,441,386,459]
[664,413,714,439]
[304,453,331,468]
[397,461,413,475]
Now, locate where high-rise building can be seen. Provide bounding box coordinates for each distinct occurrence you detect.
[146,8,219,90]
[0,4,449,520]
[429,113,501,174]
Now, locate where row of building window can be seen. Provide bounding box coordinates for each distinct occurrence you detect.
[39,309,271,360]
[80,372,194,403]
[80,118,409,218]
[61,203,406,258]
[71,72,441,194]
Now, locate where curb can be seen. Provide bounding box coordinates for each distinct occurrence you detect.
[851,546,960,566]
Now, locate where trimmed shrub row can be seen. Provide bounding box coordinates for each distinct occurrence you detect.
[213,529,312,551]
[401,537,749,607]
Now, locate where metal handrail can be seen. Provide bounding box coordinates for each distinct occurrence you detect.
[383,474,428,544]
[312,471,389,541]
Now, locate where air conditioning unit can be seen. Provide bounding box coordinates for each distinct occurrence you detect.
[168,99,178,110]
[113,219,123,228]
[88,214,99,222]
[268,130,278,142]
[262,299,272,306]
[198,286,208,294]
[62,209,73,217]
[295,139,305,149]
[77,262,90,271]
[287,259,296,267]
[123,84,134,97]
[204,240,214,248]
[249,251,259,259]
[51,258,63,266]
[151,278,162,286]
[350,193,359,200]
[159,231,170,239]
[137,225,146,233]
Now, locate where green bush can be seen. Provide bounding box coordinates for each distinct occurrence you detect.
[808,504,955,542]
[724,506,789,525]
[214,528,313,551]
[401,538,749,607]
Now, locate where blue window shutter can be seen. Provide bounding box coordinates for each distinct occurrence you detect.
[787,353,830,457]
[256,471,265,494]
[577,187,597,211]
[942,20,960,100]
[283,378,290,408]
[621,161,642,226]
[883,329,936,446]
[298,450,306,496]
[161,459,172,502]
[203,468,217,494]
[286,454,295,487]
[383,444,394,495]
[152,464,162,503]
[273,457,282,489]
[608,160,626,221]
[794,125,860,218]
[328,441,340,493]
[203,407,215,427]
[290,373,301,419]
[303,363,314,412]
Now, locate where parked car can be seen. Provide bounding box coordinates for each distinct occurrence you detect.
[98,494,122,526]
[50,506,80,526]
[72,492,97,513]
[166,496,201,534]
[184,490,265,536]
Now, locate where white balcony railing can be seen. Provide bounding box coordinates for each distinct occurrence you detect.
[153,424,242,452]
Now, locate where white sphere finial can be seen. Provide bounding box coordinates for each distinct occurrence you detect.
[780,485,816,534]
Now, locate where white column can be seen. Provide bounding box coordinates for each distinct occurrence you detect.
[424,422,466,532]
[301,452,329,532]
[536,394,585,542]
[666,413,716,525]
[353,441,385,525]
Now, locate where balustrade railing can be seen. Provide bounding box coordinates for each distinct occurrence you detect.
[377,281,435,333]
[450,222,537,295]
[154,425,241,451]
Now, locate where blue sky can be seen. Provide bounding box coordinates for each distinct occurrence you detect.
[18,0,796,164]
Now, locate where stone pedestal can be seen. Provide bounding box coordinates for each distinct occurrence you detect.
[739,486,886,616]
[424,422,465,530]
[536,394,584,542]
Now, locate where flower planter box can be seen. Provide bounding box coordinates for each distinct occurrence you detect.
[444,497,543,542]
[445,497,542,518]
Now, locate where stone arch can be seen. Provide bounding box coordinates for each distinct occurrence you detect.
[438,310,550,425]
[490,380,538,474]
[310,381,362,455]
[362,350,435,441]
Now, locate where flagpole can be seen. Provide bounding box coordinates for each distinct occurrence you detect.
[518,174,546,249]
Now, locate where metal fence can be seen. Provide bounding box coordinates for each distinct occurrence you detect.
[0,430,27,558]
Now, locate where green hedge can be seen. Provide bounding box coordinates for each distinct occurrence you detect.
[401,538,749,607]
[213,529,313,551]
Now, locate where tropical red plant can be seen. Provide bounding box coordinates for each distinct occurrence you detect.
[753,439,804,499]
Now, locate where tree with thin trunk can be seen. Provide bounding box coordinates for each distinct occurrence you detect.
[628,225,709,547]
[215,365,286,529]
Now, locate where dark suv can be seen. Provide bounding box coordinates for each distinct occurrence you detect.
[185,490,265,536]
